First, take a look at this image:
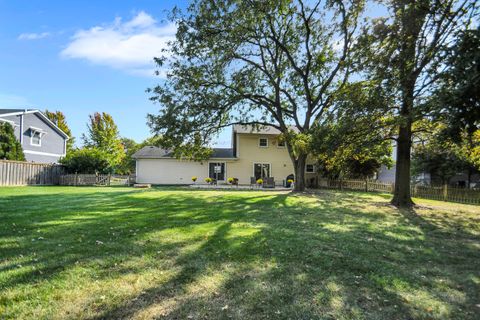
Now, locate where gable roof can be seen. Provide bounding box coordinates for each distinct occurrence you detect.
[133,146,236,159]
[0,109,69,139]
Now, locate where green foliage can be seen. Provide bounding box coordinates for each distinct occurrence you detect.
[433,28,480,141]
[82,112,125,168]
[310,81,394,179]
[116,138,139,175]
[412,122,480,184]
[147,0,365,190]
[44,110,75,150]
[357,0,477,206]
[60,148,112,174]
[0,122,25,161]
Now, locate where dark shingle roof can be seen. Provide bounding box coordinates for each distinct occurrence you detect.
[0,109,33,115]
[133,146,236,159]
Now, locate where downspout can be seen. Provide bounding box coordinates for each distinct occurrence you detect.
[19,113,24,144]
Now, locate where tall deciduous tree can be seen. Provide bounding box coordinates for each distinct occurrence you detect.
[359,0,477,207]
[0,122,25,161]
[148,0,365,191]
[44,110,75,151]
[82,112,124,168]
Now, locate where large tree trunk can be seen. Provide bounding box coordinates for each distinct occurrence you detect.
[293,154,307,192]
[391,121,414,207]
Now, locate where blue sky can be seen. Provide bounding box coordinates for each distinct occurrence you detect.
[0,1,387,148]
[0,0,219,146]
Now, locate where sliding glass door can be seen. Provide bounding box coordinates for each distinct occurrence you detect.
[253,163,270,180]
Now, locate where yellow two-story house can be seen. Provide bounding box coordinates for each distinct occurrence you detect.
[133,125,318,186]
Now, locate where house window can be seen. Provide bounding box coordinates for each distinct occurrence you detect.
[259,138,268,148]
[277,140,286,148]
[209,162,226,181]
[254,163,270,180]
[31,131,42,146]
[306,164,315,173]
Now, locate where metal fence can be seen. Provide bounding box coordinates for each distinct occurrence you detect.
[317,178,480,205]
[0,160,65,186]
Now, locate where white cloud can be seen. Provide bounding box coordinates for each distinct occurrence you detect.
[18,32,51,40]
[61,11,175,77]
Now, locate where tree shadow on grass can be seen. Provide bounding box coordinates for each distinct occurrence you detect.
[0,187,479,319]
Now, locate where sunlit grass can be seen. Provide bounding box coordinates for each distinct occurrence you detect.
[0,186,479,319]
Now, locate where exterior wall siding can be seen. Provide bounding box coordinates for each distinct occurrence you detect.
[136,132,318,185]
[0,112,67,163]
[377,164,396,183]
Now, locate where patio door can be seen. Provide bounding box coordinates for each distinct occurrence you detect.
[254,163,270,180]
[209,162,226,181]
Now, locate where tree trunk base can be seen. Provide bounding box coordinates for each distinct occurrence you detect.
[390,196,415,208]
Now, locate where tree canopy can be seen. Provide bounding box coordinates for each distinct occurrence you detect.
[148,0,366,190]
[358,0,477,206]
[82,112,125,168]
[44,110,75,151]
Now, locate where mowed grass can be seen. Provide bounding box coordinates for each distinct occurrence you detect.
[0,187,479,320]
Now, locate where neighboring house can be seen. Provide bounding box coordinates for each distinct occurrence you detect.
[376,141,480,187]
[133,125,318,186]
[376,143,397,183]
[0,109,69,163]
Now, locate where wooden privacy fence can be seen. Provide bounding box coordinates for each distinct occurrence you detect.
[59,174,134,186]
[317,178,480,205]
[0,160,65,186]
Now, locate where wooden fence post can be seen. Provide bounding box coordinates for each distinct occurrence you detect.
[75,172,78,186]
[443,183,448,201]
[365,179,368,192]
[108,174,111,186]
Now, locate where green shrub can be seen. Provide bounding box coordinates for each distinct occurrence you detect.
[0,122,25,161]
[60,148,112,174]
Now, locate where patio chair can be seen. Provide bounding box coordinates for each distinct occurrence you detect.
[263,177,275,188]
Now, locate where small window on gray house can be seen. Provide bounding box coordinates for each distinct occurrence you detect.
[277,140,286,148]
[259,138,268,147]
[306,164,315,173]
[31,131,42,146]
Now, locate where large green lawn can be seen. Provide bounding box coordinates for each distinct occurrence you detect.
[0,187,479,319]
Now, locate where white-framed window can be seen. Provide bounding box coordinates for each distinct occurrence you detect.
[31,131,42,146]
[30,127,46,147]
[306,164,315,173]
[277,140,286,148]
[259,137,268,148]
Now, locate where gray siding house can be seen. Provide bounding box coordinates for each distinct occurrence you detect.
[0,109,69,163]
